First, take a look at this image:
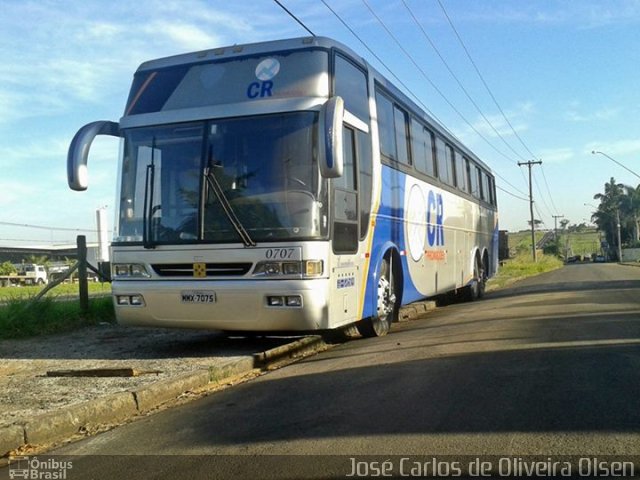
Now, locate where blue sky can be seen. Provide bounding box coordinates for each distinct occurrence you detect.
[1,0,640,247]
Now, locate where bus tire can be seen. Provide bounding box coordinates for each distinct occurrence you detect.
[465,255,485,301]
[357,256,397,337]
[323,323,360,343]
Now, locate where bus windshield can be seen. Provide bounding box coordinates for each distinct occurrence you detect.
[115,112,327,245]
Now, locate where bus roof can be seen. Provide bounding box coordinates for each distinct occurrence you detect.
[137,36,364,72]
[135,35,492,174]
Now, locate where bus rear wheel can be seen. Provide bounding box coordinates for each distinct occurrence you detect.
[465,256,485,301]
[357,256,397,337]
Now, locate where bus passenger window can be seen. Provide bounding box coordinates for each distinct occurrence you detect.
[393,106,410,165]
[436,137,451,185]
[476,166,484,200]
[489,176,497,205]
[445,144,456,187]
[375,91,396,162]
[481,170,490,203]
[455,151,467,192]
[410,120,436,177]
[467,159,480,198]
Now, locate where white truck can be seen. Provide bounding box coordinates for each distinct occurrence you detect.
[0,264,49,287]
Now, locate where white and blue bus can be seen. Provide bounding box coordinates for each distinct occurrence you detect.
[68,36,498,337]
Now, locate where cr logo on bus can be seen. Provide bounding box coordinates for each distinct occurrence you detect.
[247,81,273,99]
[426,190,444,246]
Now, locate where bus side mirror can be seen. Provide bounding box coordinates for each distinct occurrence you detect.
[67,121,120,191]
[320,96,344,179]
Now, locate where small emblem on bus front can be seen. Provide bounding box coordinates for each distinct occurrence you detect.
[255,58,280,81]
[193,263,206,278]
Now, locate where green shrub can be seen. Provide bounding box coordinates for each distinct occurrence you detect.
[0,296,115,339]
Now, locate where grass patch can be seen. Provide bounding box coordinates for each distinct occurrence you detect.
[487,253,564,291]
[0,296,115,340]
[0,281,111,301]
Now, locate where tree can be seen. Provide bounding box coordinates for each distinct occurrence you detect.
[0,261,17,275]
[527,219,543,229]
[621,183,640,245]
[592,177,625,251]
[559,219,570,230]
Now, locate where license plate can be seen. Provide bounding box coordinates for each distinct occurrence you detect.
[181,291,216,304]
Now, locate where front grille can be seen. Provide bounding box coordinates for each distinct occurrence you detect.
[152,263,252,277]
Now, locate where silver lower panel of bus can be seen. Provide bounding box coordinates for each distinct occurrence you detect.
[112,278,328,331]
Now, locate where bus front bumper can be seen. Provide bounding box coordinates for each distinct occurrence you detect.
[112,279,328,331]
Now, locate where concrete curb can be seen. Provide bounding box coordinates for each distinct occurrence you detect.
[1,342,326,457]
[132,370,211,414]
[253,336,326,369]
[0,425,23,459]
[399,300,437,322]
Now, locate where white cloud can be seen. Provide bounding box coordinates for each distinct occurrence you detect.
[537,147,574,164]
[565,106,621,122]
[143,21,223,52]
[459,2,640,27]
[454,102,534,150]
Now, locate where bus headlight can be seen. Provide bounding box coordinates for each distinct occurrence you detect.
[253,260,323,277]
[112,263,151,279]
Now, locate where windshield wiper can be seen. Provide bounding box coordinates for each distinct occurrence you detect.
[204,165,256,248]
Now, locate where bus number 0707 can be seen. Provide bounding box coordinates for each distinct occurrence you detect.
[265,248,294,259]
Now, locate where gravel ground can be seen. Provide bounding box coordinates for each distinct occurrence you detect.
[0,324,294,428]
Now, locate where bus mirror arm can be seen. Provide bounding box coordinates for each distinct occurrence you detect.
[320,96,344,179]
[67,121,120,191]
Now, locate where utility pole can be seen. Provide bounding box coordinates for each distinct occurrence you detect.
[616,208,623,262]
[518,160,543,261]
[552,214,564,240]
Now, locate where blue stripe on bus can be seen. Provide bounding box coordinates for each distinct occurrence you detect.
[361,166,424,320]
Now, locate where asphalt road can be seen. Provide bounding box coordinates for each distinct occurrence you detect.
[8,263,640,479]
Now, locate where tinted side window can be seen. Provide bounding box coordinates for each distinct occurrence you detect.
[393,106,410,165]
[334,54,369,122]
[467,159,480,198]
[376,91,395,161]
[411,119,434,176]
[436,138,451,185]
[481,170,490,202]
[445,144,456,187]
[475,166,484,200]
[455,151,466,192]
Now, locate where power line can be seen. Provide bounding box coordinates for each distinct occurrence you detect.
[401,0,528,164]
[434,0,543,202]
[361,0,523,169]
[273,0,315,36]
[279,1,530,201]
[436,0,540,161]
[319,0,450,131]
[540,164,560,214]
[286,0,528,199]
[532,171,554,220]
[495,185,528,202]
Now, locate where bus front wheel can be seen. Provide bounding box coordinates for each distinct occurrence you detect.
[357,256,397,337]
